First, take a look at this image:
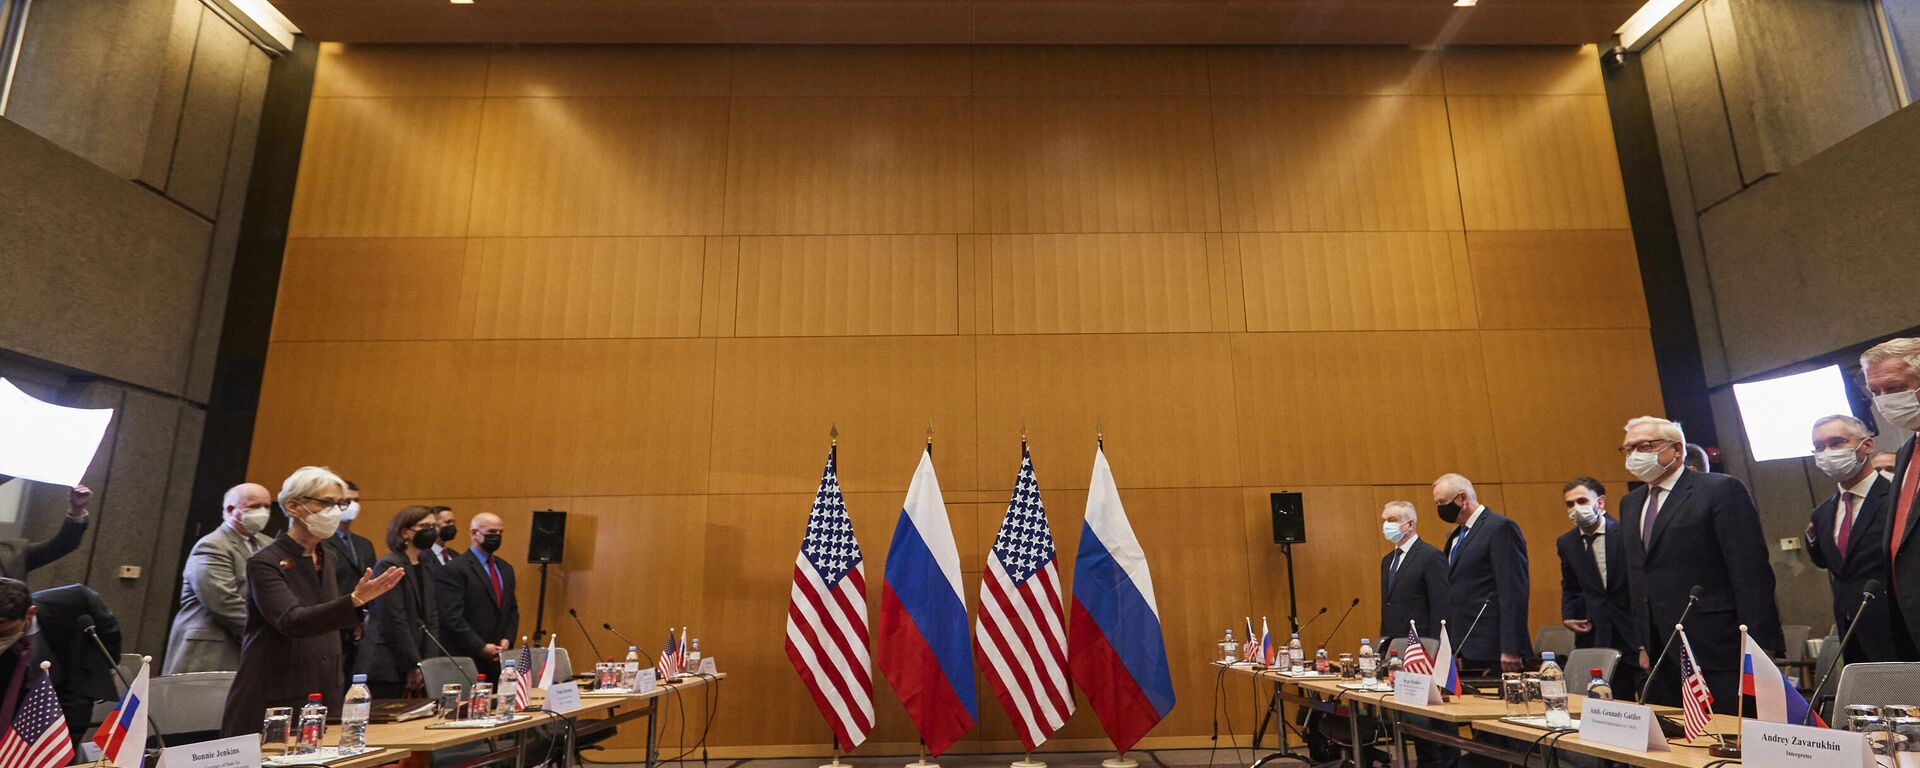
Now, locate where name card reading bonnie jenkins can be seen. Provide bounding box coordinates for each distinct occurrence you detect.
[1576,698,1667,752]
[1743,720,1870,768]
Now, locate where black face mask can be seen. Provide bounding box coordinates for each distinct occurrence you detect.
[439,524,458,543]
[411,527,439,550]
[1436,501,1463,524]
[481,532,502,553]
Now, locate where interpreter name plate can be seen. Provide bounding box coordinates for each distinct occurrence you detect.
[634,667,658,693]
[1394,671,1434,705]
[543,681,582,712]
[1576,699,1666,752]
[1743,719,1870,768]
[163,735,263,768]
[698,657,717,676]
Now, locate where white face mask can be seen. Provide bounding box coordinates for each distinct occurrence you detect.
[1875,390,1920,431]
[339,501,360,522]
[1625,448,1674,483]
[1883,469,1899,482]
[300,503,343,538]
[1814,445,1867,482]
[1382,521,1404,543]
[238,506,270,535]
[1568,504,1601,527]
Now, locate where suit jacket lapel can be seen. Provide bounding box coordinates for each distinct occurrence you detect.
[1848,476,1889,562]
[1603,517,1626,588]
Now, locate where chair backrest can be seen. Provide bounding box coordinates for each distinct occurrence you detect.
[115,654,142,695]
[533,647,573,682]
[1385,637,1438,659]
[1834,662,1920,725]
[1535,627,1576,660]
[421,656,479,698]
[1810,634,1843,721]
[1563,648,1621,693]
[1782,625,1813,661]
[149,672,236,737]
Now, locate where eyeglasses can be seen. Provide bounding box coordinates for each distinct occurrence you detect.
[299,497,351,511]
[1617,439,1673,456]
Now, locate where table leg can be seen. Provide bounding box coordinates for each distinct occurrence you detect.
[646,697,662,768]
[1345,696,1365,768]
[1391,711,1409,768]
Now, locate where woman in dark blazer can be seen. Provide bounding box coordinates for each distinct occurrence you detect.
[220,466,405,738]
[357,505,443,698]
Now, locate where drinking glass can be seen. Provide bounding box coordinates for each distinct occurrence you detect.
[261,707,293,755]
[441,683,465,721]
[1500,673,1525,716]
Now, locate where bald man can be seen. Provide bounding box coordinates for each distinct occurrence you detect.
[435,512,519,679]
[164,483,275,673]
[1433,473,1532,674]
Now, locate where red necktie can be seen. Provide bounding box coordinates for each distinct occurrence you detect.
[486,559,503,606]
[1895,459,1920,561]
[1837,492,1856,561]
[1641,486,1664,553]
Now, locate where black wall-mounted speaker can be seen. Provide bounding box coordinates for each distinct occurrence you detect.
[1270,492,1305,544]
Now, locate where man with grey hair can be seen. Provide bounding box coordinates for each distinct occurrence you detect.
[1432,473,1531,673]
[1379,501,1449,641]
[1804,414,1896,662]
[164,482,274,673]
[1862,337,1920,659]
[1618,415,1781,705]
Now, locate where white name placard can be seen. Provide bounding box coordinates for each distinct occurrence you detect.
[1744,719,1870,768]
[1577,699,1667,753]
[1394,672,1434,705]
[161,735,262,768]
[543,681,582,712]
[633,668,659,693]
[698,657,717,676]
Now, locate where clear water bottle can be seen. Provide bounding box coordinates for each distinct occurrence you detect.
[1358,639,1379,685]
[1219,629,1237,663]
[497,659,520,717]
[1585,668,1612,701]
[1313,643,1330,674]
[339,674,371,751]
[469,675,493,721]
[1539,652,1571,726]
[1287,633,1304,673]
[686,638,702,673]
[624,646,642,688]
[1386,650,1403,684]
[296,693,327,754]
[598,659,617,689]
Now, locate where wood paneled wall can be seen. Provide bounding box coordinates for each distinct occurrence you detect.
[250,42,1662,756]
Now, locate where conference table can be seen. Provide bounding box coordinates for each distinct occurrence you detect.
[1214,662,1730,768]
[349,672,724,768]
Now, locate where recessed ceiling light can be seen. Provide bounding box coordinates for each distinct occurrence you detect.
[450,0,473,4]
[1454,0,1477,6]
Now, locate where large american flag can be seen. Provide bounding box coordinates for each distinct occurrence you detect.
[0,664,75,768]
[1678,629,1715,742]
[975,446,1074,751]
[784,446,874,751]
[1401,622,1434,675]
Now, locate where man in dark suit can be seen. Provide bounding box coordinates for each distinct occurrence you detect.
[1379,500,1450,641]
[426,505,462,568]
[1555,477,1637,694]
[1805,414,1894,663]
[436,512,519,680]
[1618,416,1783,706]
[1433,473,1531,674]
[321,479,378,670]
[1862,338,1920,660]
[32,583,122,753]
[0,479,94,586]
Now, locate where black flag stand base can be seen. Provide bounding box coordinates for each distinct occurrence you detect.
[905,741,939,768]
[1011,750,1046,768]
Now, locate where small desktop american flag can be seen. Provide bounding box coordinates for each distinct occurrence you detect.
[1678,629,1715,742]
[1401,622,1434,675]
[0,664,74,768]
[658,629,682,677]
[511,643,533,709]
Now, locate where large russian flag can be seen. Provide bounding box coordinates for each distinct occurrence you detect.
[878,449,977,756]
[1068,447,1175,754]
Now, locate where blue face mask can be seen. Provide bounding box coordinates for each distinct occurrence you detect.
[1382,521,1403,543]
